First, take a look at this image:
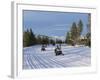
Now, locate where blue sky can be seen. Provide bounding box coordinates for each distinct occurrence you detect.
[23,10,89,38]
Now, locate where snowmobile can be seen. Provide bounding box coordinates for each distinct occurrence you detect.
[54,45,64,56]
[41,45,46,51]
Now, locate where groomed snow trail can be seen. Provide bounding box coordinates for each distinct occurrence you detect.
[23,45,91,69]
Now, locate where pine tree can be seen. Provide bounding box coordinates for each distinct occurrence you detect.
[23,28,36,47]
[65,32,72,44]
[86,14,91,47]
[29,28,36,45]
[23,30,31,47]
[77,20,83,44]
[78,20,83,36]
[71,22,78,43]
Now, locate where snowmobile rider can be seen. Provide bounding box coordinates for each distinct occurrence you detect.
[54,45,64,56]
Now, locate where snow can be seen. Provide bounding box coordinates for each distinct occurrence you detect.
[23,44,91,69]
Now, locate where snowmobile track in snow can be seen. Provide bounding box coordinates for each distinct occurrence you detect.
[23,45,91,69]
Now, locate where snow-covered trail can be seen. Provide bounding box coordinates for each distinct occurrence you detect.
[23,45,91,69]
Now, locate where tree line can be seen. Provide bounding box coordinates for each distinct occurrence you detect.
[65,20,83,45]
[65,18,91,47]
[23,28,64,47]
